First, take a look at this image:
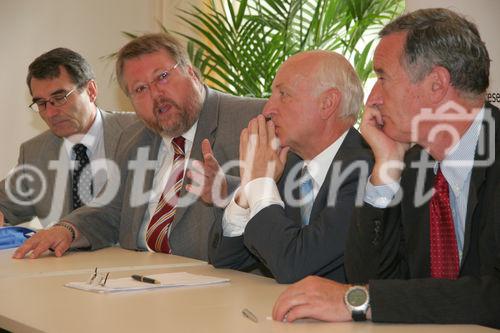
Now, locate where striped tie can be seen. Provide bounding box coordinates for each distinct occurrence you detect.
[146,136,185,253]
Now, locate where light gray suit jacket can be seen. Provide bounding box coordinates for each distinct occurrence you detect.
[0,110,138,226]
[65,88,265,261]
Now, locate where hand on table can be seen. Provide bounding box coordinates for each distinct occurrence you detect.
[12,225,73,259]
[272,276,352,323]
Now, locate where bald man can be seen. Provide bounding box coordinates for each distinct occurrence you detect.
[208,51,373,283]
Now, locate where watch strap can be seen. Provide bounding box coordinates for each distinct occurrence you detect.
[352,310,367,321]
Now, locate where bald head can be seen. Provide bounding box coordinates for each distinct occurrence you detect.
[263,51,363,159]
[280,51,363,121]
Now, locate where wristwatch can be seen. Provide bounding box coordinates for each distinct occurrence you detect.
[344,285,370,321]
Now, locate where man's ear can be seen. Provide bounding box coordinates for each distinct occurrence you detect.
[319,87,341,120]
[86,80,98,103]
[427,66,450,103]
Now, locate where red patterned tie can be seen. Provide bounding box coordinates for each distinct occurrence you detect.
[146,136,185,253]
[429,167,459,279]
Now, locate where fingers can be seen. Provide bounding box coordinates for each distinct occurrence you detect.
[201,139,222,171]
[257,114,267,145]
[0,210,4,226]
[13,235,51,259]
[13,237,41,259]
[240,128,249,162]
[272,288,307,321]
[201,138,213,158]
[53,238,71,257]
[12,228,71,259]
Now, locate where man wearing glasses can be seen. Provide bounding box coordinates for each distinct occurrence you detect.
[0,48,137,228]
[14,34,264,260]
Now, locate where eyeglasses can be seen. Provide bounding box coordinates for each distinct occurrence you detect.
[88,267,110,287]
[129,63,179,99]
[29,87,77,113]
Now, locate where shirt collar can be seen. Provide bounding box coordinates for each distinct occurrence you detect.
[160,120,198,151]
[436,107,485,195]
[63,108,102,158]
[303,130,349,189]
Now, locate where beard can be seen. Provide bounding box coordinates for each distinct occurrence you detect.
[144,87,203,138]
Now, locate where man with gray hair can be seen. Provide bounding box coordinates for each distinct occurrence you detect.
[273,8,499,328]
[0,47,137,227]
[14,33,263,260]
[208,51,373,283]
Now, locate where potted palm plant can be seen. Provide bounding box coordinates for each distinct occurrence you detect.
[165,0,404,98]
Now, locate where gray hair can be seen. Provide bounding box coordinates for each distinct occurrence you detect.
[380,8,490,97]
[116,33,200,95]
[26,48,95,94]
[315,52,363,121]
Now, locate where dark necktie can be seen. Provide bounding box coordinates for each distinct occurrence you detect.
[72,143,93,209]
[429,166,459,279]
[146,136,186,253]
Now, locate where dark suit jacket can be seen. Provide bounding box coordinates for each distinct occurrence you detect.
[0,110,138,226]
[64,88,264,261]
[209,128,373,283]
[345,104,500,328]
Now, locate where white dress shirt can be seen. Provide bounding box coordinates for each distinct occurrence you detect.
[63,109,107,196]
[222,130,349,237]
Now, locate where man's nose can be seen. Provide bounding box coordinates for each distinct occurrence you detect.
[262,99,276,118]
[366,81,383,108]
[43,102,61,117]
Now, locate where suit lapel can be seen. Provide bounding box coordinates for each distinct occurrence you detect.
[461,106,496,263]
[172,87,219,230]
[402,148,434,277]
[279,153,303,223]
[44,134,73,218]
[130,128,162,231]
[309,128,359,220]
[100,110,122,157]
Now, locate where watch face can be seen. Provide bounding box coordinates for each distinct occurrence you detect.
[347,288,367,307]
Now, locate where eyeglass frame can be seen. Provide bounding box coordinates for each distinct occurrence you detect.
[88,267,110,287]
[128,63,179,99]
[28,87,78,113]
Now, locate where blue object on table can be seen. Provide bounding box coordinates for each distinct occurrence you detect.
[0,226,35,250]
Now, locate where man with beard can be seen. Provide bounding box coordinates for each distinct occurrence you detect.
[14,33,264,260]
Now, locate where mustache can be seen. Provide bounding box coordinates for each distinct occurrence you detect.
[153,97,181,113]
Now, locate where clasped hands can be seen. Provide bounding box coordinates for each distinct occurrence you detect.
[187,115,289,208]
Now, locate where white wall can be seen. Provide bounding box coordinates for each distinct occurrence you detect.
[405,0,500,108]
[0,0,198,177]
[1,1,498,178]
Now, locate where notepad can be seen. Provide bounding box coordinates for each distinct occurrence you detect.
[65,272,230,293]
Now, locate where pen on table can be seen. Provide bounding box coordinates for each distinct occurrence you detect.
[242,308,258,323]
[131,274,160,284]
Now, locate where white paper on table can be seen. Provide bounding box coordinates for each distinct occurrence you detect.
[65,272,230,293]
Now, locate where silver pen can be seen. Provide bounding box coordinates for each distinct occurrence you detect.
[242,308,258,323]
